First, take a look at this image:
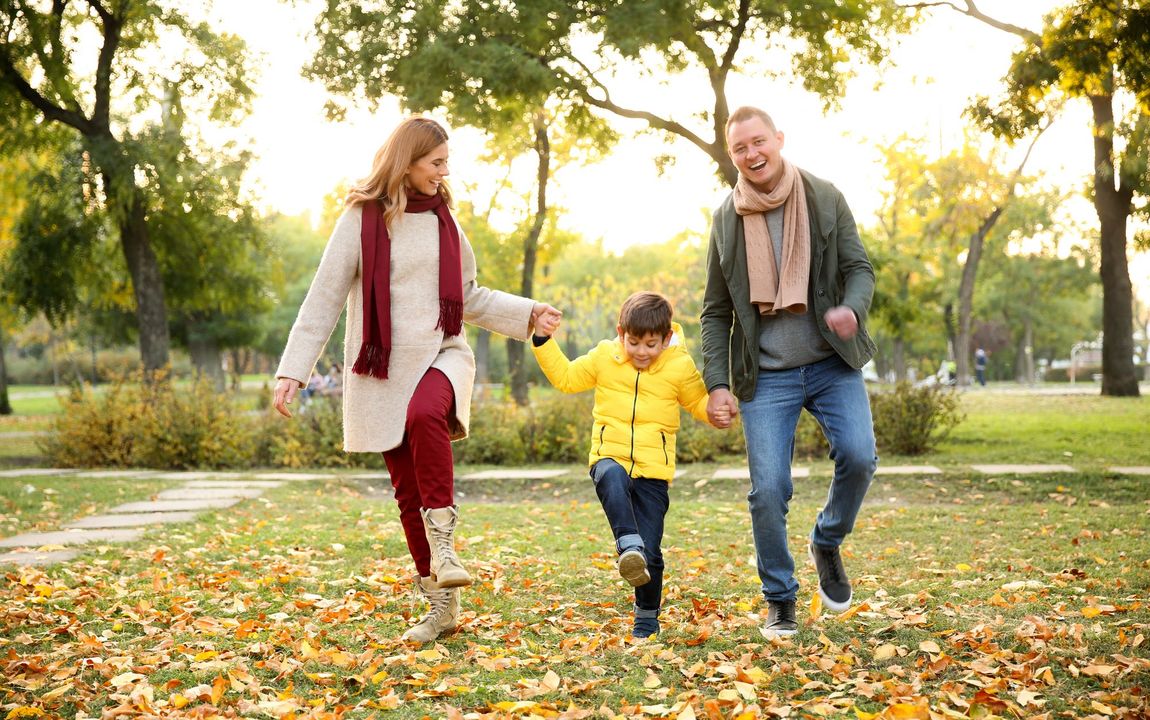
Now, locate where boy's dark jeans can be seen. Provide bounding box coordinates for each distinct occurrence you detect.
[591,458,669,613]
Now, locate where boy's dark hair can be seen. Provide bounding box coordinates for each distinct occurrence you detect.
[618,291,673,338]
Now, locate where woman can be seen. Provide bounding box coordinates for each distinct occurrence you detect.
[273,117,560,644]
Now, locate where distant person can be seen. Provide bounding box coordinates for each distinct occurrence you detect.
[974,347,987,387]
[531,291,730,639]
[701,106,878,638]
[272,117,560,644]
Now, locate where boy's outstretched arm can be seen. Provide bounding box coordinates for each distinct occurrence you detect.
[680,361,728,428]
[531,327,598,394]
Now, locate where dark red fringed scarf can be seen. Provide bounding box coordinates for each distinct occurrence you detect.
[352,193,463,379]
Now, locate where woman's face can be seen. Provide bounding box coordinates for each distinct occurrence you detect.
[405,142,450,197]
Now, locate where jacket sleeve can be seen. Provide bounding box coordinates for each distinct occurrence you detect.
[275,208,361,384]
[460,227,536,340]
[700,214,735,393]
[531,337,598,394]
[677,357,712,424]
[832,190,875,327]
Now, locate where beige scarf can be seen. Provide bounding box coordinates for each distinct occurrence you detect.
[733,159,810,315]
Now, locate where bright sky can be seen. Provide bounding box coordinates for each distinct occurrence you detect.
[214,1,1147,298]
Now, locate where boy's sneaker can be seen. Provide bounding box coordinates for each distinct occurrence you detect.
[763,600,797,637]
[632,617,660,639]
[808,543,852,612]
[617,548,651,587]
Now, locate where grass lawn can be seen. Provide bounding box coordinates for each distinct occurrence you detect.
[0,475,182,537]
[1,468,1146,719]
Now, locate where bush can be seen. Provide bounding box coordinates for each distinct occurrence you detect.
[257,396,385,469]
[42,374,257,469]
[869,381,964,455]
[453,400,530,465]
[525,393,593,463]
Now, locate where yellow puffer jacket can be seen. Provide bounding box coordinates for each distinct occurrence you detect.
[532,322,711,481]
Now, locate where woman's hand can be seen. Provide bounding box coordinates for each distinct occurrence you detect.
[273,377,302,418]
[531,303,563,336]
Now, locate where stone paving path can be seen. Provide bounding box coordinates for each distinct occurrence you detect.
[1,464,1147,567]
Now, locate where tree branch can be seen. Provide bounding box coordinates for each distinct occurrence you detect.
[89,0,122,128]
[898,0,1041,44]
[0,51,94,132]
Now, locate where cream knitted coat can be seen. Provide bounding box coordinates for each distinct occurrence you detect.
[275,204,535,452]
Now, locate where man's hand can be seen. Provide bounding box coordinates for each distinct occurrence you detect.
[824,306,858,340]
[707,387,738,429]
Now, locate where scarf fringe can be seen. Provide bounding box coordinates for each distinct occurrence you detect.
[351,343,390,379]
[436,298,463,337]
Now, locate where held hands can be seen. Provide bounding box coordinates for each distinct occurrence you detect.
[531,303,563,337]
[824,306,858,340]
[272,377,302,418]
[707,388,738,430]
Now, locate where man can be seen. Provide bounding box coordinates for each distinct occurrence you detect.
[700,106,878,638]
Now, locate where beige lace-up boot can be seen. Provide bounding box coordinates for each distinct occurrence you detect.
[401,575,460,643]
[421,506,472,588]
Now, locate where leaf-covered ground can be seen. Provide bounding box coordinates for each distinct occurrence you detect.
[2,470,1147,719]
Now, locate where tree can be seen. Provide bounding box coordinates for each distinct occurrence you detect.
[913,0,1149,396]
[305,1,613,403]
[0,0,257,371]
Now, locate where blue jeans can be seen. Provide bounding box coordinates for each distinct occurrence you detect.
[591,459,669,612]
[741,354,877,602]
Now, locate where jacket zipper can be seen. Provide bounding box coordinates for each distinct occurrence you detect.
[661,432,668,465]
[628,371,639,475]
[597,425,605,455]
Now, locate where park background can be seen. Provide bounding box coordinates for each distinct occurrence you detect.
[1,1,1149,719]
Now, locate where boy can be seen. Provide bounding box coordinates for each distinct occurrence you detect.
[532,291,730,638]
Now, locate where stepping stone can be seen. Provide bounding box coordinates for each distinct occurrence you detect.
[971,464,1075,474]
[0,549,81,566]
[341,473,391,480]
[70,470,162,478]
[150,471,247,480]
[0,528,143,548]
[109,499,241,513]
[712,467,809,479]
[250,472,334,481]
[182,480,284,489]
[458,469,569,480]
[0,468,75,478]
[156,488,264,500]
[1109,466,1150,476]
[876,465,942,475]
[65,512,199,529]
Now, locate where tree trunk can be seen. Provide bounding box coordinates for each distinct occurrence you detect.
[118,190,172,373]
[188,332,226,393]
[1090,94,1139,396]
[956,207,1003,388]
[475,328,490,384]
[507,113,550,406]
[0,326,11,415]
[892,337,906,382]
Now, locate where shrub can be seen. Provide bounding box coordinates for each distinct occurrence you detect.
[869,381,964,455]
[42,374,257,469]
[259,396,384,469]
[453,400,530,465]
[526,393,593,463]
[676,411,746,463]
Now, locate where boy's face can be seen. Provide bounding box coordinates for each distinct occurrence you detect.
[619,328,671,370]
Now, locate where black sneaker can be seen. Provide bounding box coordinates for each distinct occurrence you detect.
[763,600,797,638]
[809,543,852,612]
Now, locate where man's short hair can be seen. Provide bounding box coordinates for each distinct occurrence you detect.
[618,291,673,338]
[726,106,778,135]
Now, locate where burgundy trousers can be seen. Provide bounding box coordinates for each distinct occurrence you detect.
[382,368,456,577]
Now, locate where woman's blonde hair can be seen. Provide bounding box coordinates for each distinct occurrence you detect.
[346,117,453,228]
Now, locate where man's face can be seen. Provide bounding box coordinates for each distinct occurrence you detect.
[620,330,671,370]
[727,116,785,191]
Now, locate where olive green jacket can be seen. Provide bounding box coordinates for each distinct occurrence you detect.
[700,169,876,401]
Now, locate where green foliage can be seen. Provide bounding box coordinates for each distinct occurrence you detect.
[42,374,256,469]
[870,382,964,456]
[259,397,383,470]
[453,400,532,467]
